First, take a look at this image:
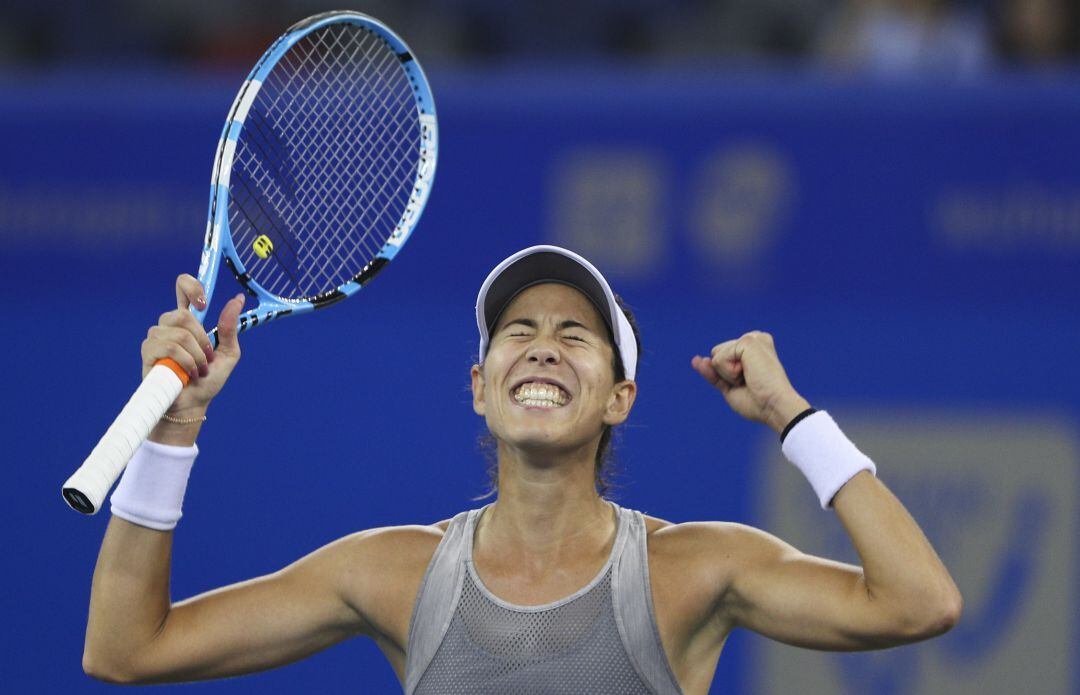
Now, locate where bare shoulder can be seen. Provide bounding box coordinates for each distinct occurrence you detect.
[644,518,785,611]
[333,518,455,585]
[327,519,452,648]
[646,516,781,558]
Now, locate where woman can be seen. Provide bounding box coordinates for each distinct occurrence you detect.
[83,245,961,694]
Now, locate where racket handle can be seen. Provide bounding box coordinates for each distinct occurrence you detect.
[62,361,189,514]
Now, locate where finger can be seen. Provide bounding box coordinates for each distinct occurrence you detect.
[691,355,720,385]
[691,356,732,394]
[712,356,743,385]
[709,340,744,385]
[148,326,209,376]
[159,308,215,363]
[175,274,208,312]
[710,339,741,366]
[142,335,199,380]
[214,293,246,355]
[165,326,209,376]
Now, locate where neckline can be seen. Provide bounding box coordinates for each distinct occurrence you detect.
[464,500,626,613]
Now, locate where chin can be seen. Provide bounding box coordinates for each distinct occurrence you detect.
[508,430,566,450]
[505,427,594,458]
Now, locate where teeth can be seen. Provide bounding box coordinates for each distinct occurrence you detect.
[513,382,569,407]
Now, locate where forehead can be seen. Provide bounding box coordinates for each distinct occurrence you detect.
[494,283,608,333]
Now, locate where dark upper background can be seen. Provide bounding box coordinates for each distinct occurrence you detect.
[2,1,1078,693]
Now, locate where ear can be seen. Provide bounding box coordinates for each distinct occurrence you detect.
[471,364,486,415]
[602,380,637,426]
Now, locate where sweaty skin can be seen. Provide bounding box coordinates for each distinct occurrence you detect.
[83,278,961,695]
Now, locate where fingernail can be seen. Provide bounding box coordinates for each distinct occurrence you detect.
[199,364,209,377]
[196,296,207,308]
[204,344,214,362]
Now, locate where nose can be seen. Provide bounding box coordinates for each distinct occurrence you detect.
[526,336,560,366]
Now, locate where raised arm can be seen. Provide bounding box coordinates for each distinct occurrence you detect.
[83,276,378,683]
[85,518,374,683]
[690,332,962,650]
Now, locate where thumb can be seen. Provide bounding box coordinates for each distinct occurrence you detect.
[691,355,730,394]
[691,355,718,384]
[214,293,246,354]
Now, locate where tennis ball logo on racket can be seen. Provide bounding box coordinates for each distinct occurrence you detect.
[253,235,274,259]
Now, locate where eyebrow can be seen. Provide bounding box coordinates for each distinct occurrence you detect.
[499,318,594,333]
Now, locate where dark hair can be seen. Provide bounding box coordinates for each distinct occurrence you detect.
[472,293,642,501]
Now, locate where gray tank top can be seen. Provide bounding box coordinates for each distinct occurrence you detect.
[404,501,684,694]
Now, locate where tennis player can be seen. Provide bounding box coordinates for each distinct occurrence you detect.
[83,245,961,694]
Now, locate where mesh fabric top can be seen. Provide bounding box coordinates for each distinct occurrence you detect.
[408,503,685,694]
[414,568,654,694]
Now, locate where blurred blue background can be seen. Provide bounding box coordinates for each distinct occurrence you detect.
[2,0,1079,693]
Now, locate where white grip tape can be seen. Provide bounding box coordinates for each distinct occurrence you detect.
[62,364,184,513]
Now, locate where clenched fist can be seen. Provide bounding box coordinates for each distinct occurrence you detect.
[691,331,811,434]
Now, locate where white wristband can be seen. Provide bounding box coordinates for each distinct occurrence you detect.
[110,440,198,530]
[781,411,876,509]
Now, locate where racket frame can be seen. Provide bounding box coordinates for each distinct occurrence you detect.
[195,10,438,341]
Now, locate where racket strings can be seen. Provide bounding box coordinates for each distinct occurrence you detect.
[257,25,414,295]
[289,24,420,268]
[285,31,414,285]
[229,22,422,300]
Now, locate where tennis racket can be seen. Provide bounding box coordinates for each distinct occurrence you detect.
[62,11,437,514]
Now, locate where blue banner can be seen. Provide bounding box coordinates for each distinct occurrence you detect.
[3,68,1078,694]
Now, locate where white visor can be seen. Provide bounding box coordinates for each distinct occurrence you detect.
[475,245,637,381]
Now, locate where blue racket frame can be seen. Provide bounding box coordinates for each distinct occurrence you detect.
[193,11,437,342]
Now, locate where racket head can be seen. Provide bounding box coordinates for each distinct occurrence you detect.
[195,11,437,333]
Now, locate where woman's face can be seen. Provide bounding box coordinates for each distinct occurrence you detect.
[471,283,636,458]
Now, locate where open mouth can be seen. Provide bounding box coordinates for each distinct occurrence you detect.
[511,380,571,408]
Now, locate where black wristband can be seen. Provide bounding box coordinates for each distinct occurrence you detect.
[779,407,818,444]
